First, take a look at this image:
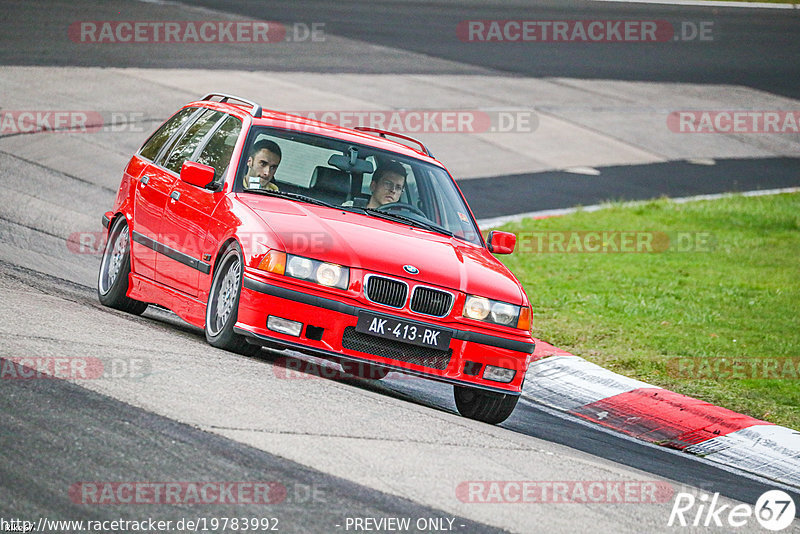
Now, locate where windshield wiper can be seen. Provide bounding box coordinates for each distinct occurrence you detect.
[244,188,335,209]
[338,205,367,214]
[364,209,454,237]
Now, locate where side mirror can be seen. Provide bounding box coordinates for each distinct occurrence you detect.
[180,160,216,189]
[487,230,516,254]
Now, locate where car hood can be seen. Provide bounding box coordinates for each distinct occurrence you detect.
[240,197,525,304]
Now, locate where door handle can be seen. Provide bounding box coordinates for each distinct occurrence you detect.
[170,191,181,202]
[140,175,150,186]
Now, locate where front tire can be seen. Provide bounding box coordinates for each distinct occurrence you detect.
[97,217,148,315]
[454,385,519,425]
[205,244,260,356]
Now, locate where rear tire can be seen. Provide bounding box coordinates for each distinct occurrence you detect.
[97,217,148,315]
[453,385,519,424]
[205,244,261,356]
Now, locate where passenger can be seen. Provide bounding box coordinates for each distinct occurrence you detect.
[243,139,281,191]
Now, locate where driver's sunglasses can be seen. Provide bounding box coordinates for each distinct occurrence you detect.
[380,179,405,193]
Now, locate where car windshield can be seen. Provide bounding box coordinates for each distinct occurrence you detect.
[235,128,482,245]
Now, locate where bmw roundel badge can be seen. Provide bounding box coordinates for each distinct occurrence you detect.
[403,265,419,275]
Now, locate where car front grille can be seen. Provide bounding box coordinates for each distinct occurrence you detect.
[410,287,453,317]
[364,275,407,308]
[341,327,452,370]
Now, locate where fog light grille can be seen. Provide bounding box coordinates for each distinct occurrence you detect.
[342,327,451,370]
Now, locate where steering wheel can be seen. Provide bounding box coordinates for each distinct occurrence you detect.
[376,202,426,218]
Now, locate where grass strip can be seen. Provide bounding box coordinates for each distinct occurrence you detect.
[499,193,800,429]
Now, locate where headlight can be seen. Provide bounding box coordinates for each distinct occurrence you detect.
[463,295,525,328]
[286,254,349,289]
[463,295,491,320]
[315,263,345,287]
[257,251,349,290]
[286,256,314,279]
[491,302,517,325]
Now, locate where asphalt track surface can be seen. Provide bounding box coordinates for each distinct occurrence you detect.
[185,0,800,99]
[1,1,799,532]
[462,156,800,219]
[5,0,799,99]
[0,352,500,533]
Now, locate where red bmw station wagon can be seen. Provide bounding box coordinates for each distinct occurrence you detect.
[98,93,535,424]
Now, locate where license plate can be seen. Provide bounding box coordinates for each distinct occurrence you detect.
[355,312,452,351]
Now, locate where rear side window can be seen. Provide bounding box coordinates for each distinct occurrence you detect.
[195,115,242,185]
[139,107,197,161]
[161,109,224,174]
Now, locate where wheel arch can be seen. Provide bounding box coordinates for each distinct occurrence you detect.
[105,211,127,233]
[210,237,243,281]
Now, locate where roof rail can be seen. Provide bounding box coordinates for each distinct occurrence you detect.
[354,127,433,158]
[201,93,262,119]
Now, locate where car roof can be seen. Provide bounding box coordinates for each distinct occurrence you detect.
[187,95,446,169]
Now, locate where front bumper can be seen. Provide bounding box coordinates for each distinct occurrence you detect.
[236,273,535,394]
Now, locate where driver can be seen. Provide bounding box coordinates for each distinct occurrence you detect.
[365,161,406,208]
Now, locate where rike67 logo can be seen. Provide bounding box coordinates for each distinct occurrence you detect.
[668,489,796,531]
